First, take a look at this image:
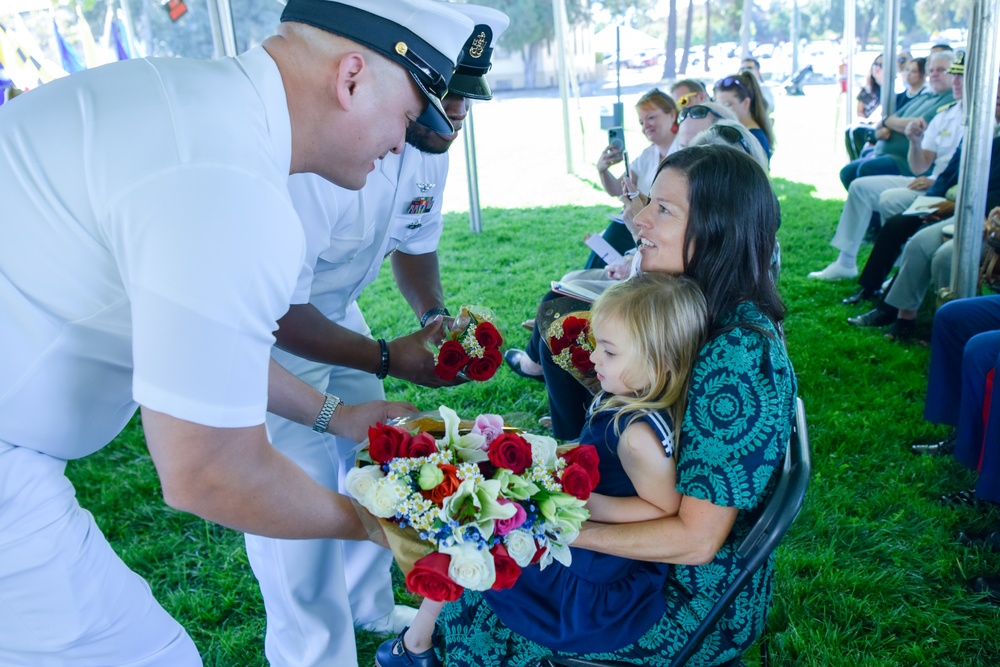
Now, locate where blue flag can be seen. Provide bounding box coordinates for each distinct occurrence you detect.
[53,20,85,73]
[111,18,130,61]
[0,61,12,106]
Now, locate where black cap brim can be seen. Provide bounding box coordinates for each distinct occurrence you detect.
[449,72,492,101]
[411,73,454,133]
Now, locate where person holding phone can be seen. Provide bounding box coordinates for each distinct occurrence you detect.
[589,89,681,269]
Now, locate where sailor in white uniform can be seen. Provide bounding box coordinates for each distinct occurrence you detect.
[0,1,475,665]
[243,5,509,666]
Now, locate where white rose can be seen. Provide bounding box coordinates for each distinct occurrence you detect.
[344,465,385,507]
[368,479,406,519]
[503,528,537,567]
[441,540,496,591]
[523,433,558,468]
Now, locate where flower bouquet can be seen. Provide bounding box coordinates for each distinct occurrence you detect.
[433,306,504,382]
[541,309,600,395]
[345,406,599,601]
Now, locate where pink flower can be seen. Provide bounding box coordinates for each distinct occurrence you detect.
[471,413,505,445]
[494,498,527,536]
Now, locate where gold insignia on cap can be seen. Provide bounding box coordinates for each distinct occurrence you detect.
[469,32,486,59]
[395,42,408,56]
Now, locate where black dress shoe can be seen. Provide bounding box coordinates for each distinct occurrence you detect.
[969,574,1000,605]
[939,489,988,509]
[504,349,544,383]
[842,287,882,305]
[958,528,1000,552]
[848,308,896,327]
[910,435,956,456]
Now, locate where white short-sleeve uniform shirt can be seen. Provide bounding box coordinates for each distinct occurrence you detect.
[289,147,448,326]
[0,47,304,460]
[921,100,965,178]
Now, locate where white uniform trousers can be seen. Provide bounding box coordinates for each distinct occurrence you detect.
[245,304,395,667]
[831,176,916,256]
[0,441,201,666]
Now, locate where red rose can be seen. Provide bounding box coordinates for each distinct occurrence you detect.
[490,544,522,591]
[562,444,600,488]
[475,321,504,349]
[405,552,464,602]
[570,346,595,374]
[423,463,461,505]
[487,433,534,475]
[465,348,502,381]
[563,316,587,338]
[368,423,410,464]
[403,431,438,458]
[561,462,594,500]
[550,334,572,355]
[435,339,469,380]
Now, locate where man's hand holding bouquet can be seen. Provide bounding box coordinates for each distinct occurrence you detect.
[345,406,599,601]
[432,306,504,382]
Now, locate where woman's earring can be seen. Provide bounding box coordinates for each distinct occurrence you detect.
[671,121,679,134]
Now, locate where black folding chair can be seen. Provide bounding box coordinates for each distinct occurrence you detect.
[542,397,811,667]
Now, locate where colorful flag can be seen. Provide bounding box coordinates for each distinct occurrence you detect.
[75,6,106,69]
[111,17,130,61]
[53,20,85,74]
[0,61,13,106]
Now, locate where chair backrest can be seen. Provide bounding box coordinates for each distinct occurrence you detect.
[542,398,811,667]
[668,396,811,667]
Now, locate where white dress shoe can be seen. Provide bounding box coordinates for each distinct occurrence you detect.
[807,262,857,280]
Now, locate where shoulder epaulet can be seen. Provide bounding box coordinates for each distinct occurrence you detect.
[937,100,958,113]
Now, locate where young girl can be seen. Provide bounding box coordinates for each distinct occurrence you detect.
[376,273,708,667]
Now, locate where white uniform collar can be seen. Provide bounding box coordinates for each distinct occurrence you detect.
[235,46,292,179]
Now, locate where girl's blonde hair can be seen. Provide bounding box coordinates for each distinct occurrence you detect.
[589,273,708,446]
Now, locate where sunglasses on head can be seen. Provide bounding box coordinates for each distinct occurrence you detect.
[676,91,698,108]
[873,60,883,68]
[898,56,909,64]
[714,124,753,156]
[679,104,724,123]
[715,75,753,100]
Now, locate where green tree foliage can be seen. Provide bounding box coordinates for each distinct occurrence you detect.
[474,0,589,88]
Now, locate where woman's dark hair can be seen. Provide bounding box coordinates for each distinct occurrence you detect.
[714,71,774,148]
[654,144,785,332]
[911,56,926,78]
[866,56,883,99]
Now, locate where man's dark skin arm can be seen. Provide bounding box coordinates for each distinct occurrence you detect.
[391,250,446,324]
[274,250,460,388]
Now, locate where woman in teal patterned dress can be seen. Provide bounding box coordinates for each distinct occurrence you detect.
[437,144,798,667]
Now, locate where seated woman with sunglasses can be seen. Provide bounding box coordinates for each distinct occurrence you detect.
[589,89,681,269]
[714,71,775,162]
[670,78,710,110]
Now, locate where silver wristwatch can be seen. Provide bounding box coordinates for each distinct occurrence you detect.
[312,393,342,433]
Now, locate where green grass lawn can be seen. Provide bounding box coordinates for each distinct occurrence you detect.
[66,175,1000,665]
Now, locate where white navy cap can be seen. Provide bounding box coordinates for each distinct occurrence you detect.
[447,3,510,101]
[279,0,474,133]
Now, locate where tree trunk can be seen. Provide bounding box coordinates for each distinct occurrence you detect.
[680,0,694,74]
[857,7,877,49]
[662,0,678,79]
[523,42,538,89]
